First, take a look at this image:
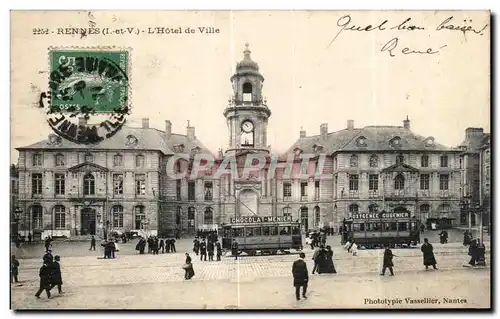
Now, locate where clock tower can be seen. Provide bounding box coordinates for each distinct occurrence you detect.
[224,44,271,154]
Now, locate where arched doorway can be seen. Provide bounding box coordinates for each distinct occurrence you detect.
[300,207,308,231]
[81,207,96,235]
[238,189,258,217]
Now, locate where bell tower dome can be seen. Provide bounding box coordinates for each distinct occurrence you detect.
[224,43,271,154]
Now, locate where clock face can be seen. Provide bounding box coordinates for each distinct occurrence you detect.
[241,120,254,133]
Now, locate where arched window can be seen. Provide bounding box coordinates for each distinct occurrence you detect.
[420,204,430,216]
[55,154,65,167]
[300,207,308,230]
[242,82,253,101]
[282,206,292,218]
[394,174,405,190]
[204,207,214,225]
[112,205,123,228]
[369,155,378,168]
[134,206,145,229]
[176,207,182,225]
[314,206,320,227]
[350,155,358,167]
[369,204,378,214]
[421,155,429,167]
[349,204,359,215]
[54,205,66,229]
[31,205,43,229]
[135,155,145,168]
[83,173,95,195]
[188,207,196,231]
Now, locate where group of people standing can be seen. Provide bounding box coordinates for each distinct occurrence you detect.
[192,237,222,261]
[306,230,327,250]
[311,245,337,274]
[463,231,486,267]
[134,236,177,255]
[34,249,64,299]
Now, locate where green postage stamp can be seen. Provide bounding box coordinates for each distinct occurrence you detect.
[49,49,129,114]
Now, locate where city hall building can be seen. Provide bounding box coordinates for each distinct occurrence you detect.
[15,46,462,239]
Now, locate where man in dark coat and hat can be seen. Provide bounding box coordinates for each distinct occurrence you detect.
[11,255,20,284]
[380,244,396,276]
[35,259,52,299]
[292,252,309,301]
[200,239,207,261]
[49,255,63,294]
[421,238,438,270]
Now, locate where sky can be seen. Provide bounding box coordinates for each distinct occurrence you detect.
[10,10,490,164]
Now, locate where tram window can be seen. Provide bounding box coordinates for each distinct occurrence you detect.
[372,223,381,231]
[292,226,300,235]
[398,222,408,231]
[254,227,262,236]
[270,226,278,236]
[262,226,270,236]
[232,227,244,237]
[410,222,417,231]
[353,223,361,231]
[280,226,291,235]
[223,227,231,237]
[384,222,397,231]
[359,223,365,231]
[245,227,254,237]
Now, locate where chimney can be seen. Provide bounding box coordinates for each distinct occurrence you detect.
[403,115,410,129]
[142,118,149,129]
[78,116,87,126]
[165,120,172,139]
[320,123,328,139]
[300,127,306,138]
[187,120,195,140]
[465,127,485,152]
[347,120,354,130]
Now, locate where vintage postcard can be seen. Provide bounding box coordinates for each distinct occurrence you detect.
[10,10,490,310]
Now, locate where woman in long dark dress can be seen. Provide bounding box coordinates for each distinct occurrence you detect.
[323,245,337,273]
[421,238,438,270]
[316,246,327,274]
[184,253,195,280]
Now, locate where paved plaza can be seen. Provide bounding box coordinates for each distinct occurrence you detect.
[10,230,490,310]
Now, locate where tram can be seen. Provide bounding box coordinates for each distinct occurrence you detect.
[221,216,302,255]
[341,210,421,249]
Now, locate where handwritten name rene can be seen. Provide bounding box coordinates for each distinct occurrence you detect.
[329,15,488,57]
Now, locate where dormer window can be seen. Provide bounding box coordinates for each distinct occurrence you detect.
[390,136,402,148]
[173,144,185,153]
[356,136,367,147]
[126,135,138,146]
[47,134,61,145]
[312,144,324,154]
[424,137,435,147]
[293,148,303,157]
[191,146,201,155]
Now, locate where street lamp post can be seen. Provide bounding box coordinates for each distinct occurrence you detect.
[12,207,22,243]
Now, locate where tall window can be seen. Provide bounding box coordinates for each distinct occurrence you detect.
[421,155,429,167]
[396,154,404,165]
[314,206,320,227]
[439,174,449,190]
[314,181,320,200]
[176,179,182,200]
[32,173,43,195]
[420,204,430,217]
[300,182,307,198]
[54,205,66,229]
[32,205,43,229]
[113,154,123,167]
[32,153,42,167]
[135,174,146,195]
[282,206,292,217]
[136,155,145,168]
[349,174,359,191]
[440,155,448,168]
[350,155,358,167]
[113,174,124,195]
[112,206,124,228]
[283,182,292,199]
[369,155,378,168]
[204,181,213,201]
[420,174,430,190]
[369,174,379,191]
[188,181,195,201]
[349,204,359,215]
[204,207,214,225]
[134,206,145,229]
[85,153,93,163]
[176,207,182,225]
[188,207,195,229]
[242,82,253,102]
[55,173,65,195]
[55,154,65,167]
[83,173,95,195]
[394,174,405,190]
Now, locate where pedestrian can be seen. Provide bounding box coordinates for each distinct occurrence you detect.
[343,239,352,251]
[171,237,177,253]
[421,238,438,270]
[139,238,146,254]
[43,250,54,263]
[35,259,52,299]
[90,235,96,251]
[380,244,396,276]
[110,240,116,258]
[49,255,63,294]
[350,241,358,256]
[28,233,32,244]
[215,240,222,261]
[208,241,214,261]
[468,239,479,267]
[11,255,20,284]
[311,245,321,274]
[292,252,309,301]
[200,239,207,261]
[101,240,111,258]
[159,239,165,254]
[323,246,337,273]
[439,230,447,244]
[231,239,239,260]
[183,253,195,280]
[420,224,425,234]
[44,237,52,252]
[153,237,159,255]
[193,237,200,256]
[463,230,471,246]
[316,245,327,274]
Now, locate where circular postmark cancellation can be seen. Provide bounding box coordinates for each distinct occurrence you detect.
[46,48,131,144]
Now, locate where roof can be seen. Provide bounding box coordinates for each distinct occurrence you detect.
[286,125,456,155]
[16,125,214,156]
